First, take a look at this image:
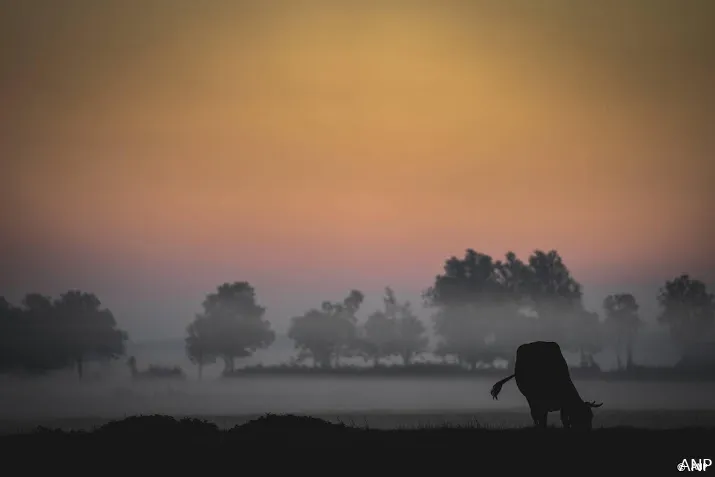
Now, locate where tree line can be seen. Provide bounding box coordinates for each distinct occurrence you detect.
[1,249,714,379]
[0,291,127,378]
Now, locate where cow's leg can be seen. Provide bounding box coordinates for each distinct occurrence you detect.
[527,400,538,426]
[530,409,540,427]
[529,405,547,428]
[560,408,570,428]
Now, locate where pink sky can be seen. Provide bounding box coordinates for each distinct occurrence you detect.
[1,2,713,339]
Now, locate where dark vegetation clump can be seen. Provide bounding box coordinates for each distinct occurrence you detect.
[96,414,218,437]
[233,413,353,433]
[225,413,364,448]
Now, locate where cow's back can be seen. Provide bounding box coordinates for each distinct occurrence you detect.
[514,341,570,401]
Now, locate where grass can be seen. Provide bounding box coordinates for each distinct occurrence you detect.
[2,413,713,472]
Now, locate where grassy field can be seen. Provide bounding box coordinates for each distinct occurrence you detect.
[4,408,715,435]
[2,413,713,472]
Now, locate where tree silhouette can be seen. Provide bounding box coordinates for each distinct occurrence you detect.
[332,290,364,366]
[288,290,363,368]
[192,282,275,374]
[603,293,640,370]
[288,309,339,368]
[361,287,428,366]
[0,297,23,373]
[494,251,533,304]
[657,275,715,352]
[525,250,582,309]
[568,309,603,369]
[392,298,428,365]
[52,290,128,379]
[424,250,523,369]
[525,250,586,351]
[2,293,64,373]
[362,309,396,366]
[0,291,127,378]
[424,248,598,369]
[185,315,216,380]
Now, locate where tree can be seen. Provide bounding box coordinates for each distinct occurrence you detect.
[0,297,23,373]
[362,310,396,366]
[567,309,603,369]
[603,293,640,370]
[424,250,503,308]
[22,293,54,315]
[494,251,534,304]
[657,274,715,352]
[526,250,582,307]
[193,282,275,374]
[525,250,584,349]
[288,290,364,368]
[185,315,216,380]
[362,287,428,366]
[0,291,127,378]
[0,293,62,374]
[424,248,594,369]
[289,308,337,368]
[331,290,365,366]
[424,250,520,368]
[392,300,428,365]
[52,290,128,379]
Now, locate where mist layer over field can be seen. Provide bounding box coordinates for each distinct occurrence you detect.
[2,374,714,426]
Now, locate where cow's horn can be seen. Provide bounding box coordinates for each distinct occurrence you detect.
[587,400,603,408]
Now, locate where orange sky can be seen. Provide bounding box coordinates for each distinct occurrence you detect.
[1,1,714,338]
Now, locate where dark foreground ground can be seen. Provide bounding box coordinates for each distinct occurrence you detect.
[4,408,715,433]
[2,413,713,473]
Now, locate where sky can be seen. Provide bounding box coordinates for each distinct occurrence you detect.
[1,1,714,340]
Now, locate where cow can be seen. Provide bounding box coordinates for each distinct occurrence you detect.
[490,341,603,429]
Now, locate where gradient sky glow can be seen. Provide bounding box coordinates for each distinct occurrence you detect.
[2,1,714,339]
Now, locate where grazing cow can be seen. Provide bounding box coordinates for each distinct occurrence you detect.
[490,341,603,429]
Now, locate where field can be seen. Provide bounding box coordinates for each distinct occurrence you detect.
[2,374,714,471]
[2,412,714,473]
[5,408,715,435]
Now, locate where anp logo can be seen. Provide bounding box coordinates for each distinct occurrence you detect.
[679,459,712,472]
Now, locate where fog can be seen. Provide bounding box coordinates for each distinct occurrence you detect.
[2,296,714,433]
[2,331,714,418]
[2,372,715,431]
[2,287,711,425]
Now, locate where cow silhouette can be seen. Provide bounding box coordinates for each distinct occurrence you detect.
[490,341,603,429]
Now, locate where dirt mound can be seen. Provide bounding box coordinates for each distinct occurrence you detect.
[234,413,352,434]
[96,414,219,437]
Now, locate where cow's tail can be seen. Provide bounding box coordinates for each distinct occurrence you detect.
[490,374,515,400]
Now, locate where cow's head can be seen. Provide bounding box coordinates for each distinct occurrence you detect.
[568,400,603,430]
